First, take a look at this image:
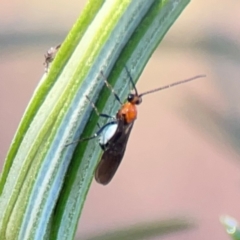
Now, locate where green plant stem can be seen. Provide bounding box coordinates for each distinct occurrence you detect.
[0,0,191,239]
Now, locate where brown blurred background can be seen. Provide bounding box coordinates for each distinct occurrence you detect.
[1,1,240,239]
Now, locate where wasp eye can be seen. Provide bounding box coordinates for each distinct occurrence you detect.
[127,94,134,102]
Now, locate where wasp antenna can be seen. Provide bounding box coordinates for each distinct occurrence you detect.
[139,74,206,97]
[124,65,138,96]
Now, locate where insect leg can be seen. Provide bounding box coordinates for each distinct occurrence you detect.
[86,95,114,120]
[100,71,122,105]
[65,121,116,147]
[65,95,116,147]
[65,134,98,147]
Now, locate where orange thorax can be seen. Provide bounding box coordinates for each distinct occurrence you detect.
[117,102,137,124]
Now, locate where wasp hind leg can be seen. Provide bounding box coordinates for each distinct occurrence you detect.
[65,95,115,147]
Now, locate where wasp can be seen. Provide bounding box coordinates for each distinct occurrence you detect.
[68,68,205,185]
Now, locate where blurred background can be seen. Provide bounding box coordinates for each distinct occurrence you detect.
[1,0,240,239]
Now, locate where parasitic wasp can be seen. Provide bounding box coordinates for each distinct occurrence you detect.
[67,67,206,185]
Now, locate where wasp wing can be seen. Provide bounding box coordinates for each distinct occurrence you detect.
[95,121,134,185]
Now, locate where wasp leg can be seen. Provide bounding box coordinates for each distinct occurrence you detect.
[100,71,122,105]
[86,95,115,120]
[65,120,116,147]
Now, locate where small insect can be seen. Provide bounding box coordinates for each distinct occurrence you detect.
[68,68,205,185]
[43,44,61,72]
